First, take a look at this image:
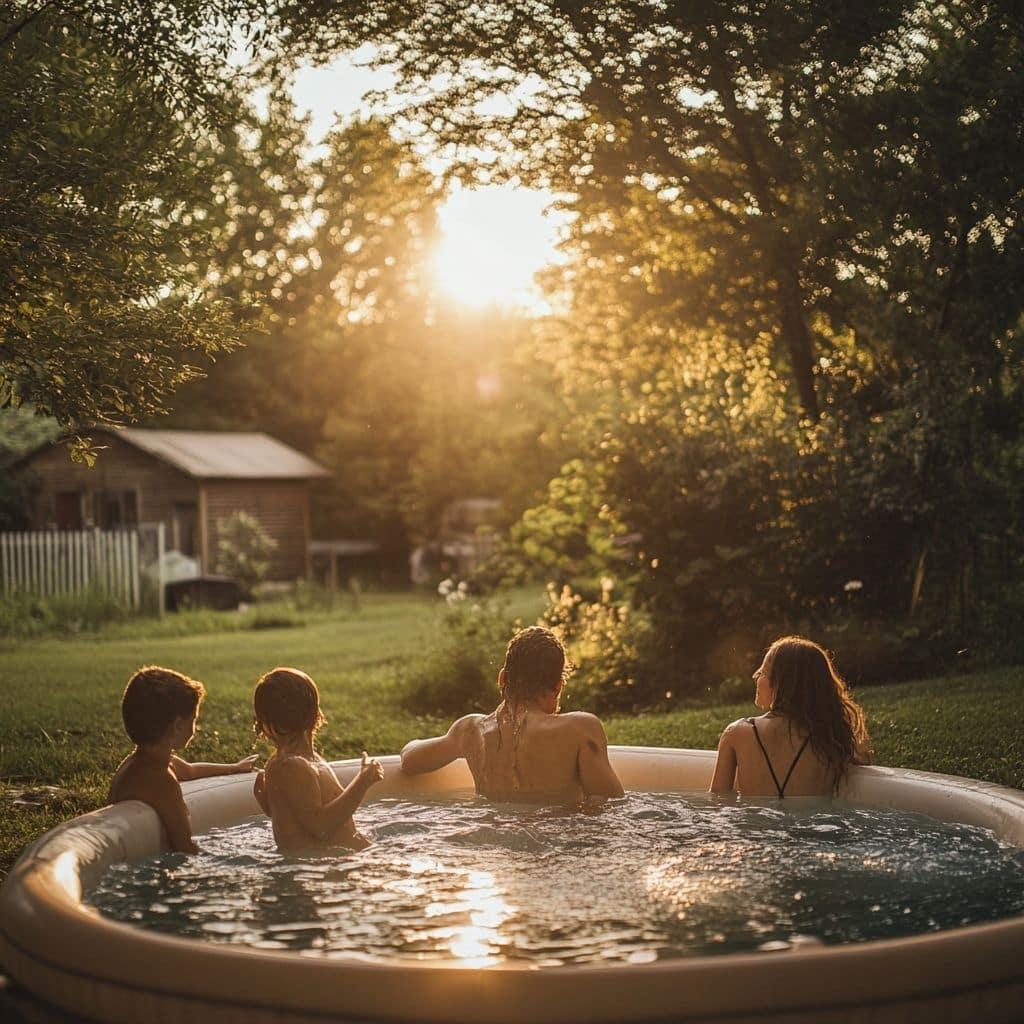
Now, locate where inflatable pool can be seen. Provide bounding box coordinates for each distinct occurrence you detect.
[1,747,1022,1024]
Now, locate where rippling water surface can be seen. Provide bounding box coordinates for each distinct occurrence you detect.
[87,794,1024,964]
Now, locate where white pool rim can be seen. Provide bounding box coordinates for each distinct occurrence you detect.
[1,747,1023,1024]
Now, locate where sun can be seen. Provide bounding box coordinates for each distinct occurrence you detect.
[432,183,565,313]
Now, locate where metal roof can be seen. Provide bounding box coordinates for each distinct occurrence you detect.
[114,429,330,480]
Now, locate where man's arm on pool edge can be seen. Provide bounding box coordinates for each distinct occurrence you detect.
[400,715,481,774]
[576,714,625,799]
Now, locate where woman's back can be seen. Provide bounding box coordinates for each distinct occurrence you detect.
[730,714,838,798]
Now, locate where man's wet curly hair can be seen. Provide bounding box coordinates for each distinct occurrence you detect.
[253,667,326,740]
[501,626,569,704]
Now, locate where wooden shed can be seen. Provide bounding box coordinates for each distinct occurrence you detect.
[15,429,330,581]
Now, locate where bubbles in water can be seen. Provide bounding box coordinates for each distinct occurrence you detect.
[86,794,1024,966]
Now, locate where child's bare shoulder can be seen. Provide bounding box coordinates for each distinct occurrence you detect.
[266,754,317,784]
[111,758,179,803]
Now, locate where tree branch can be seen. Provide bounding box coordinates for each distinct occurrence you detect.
[0,0,60,48]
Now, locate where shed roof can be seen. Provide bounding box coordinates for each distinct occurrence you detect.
[113,429,330,480]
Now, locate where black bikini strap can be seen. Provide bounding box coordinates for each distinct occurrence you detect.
[779,734,811,797]
[749,718,811,799]
[749,718,784,798]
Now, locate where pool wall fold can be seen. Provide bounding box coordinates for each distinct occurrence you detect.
[1,747,1023,1024]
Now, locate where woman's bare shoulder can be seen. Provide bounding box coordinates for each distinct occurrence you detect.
[722,716,753,734]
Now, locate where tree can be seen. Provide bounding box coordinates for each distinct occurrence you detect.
[0,19,243,456]
[308,1,928,418]
[0,1,357,455]
[164,111,442,549]
[487,1,1024,684]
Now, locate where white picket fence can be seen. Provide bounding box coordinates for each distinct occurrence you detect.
[0,528,143,608]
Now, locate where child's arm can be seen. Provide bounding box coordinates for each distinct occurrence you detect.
[254,770,270,814]
[149,770,199,853]
[709,722,739,793]
[400,715,479,774]
[273,753,383,840]
[576,715,625,799]
[171,754,259,781]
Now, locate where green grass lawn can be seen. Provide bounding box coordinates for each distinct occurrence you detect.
[1,590,1021,879]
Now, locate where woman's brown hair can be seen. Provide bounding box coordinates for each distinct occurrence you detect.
[764,636,868,784]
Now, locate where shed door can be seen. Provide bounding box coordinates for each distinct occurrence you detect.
[55,491,82,530]
[173,502,198,556]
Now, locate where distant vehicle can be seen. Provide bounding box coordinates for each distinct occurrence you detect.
[410,498,504,584]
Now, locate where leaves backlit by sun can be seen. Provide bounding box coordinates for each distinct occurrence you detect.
[432,184,564,313]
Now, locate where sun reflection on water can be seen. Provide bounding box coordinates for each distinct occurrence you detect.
[643,854,740,921]
[436,869,513,966]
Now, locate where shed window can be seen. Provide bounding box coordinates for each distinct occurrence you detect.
[93,490,139,529]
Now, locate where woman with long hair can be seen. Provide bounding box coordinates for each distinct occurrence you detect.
[710,636,872,798]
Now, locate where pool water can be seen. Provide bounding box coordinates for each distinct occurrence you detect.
[87,793,1024,966]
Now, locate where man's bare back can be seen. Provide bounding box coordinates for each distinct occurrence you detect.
[403,708,624,804]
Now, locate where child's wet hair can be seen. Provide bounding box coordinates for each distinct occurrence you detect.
[253,667,326,740]
[121,666,205,745]
[763,636,868,781]
[502,626,568,703]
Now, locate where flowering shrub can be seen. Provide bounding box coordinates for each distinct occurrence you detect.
[541,580,659,713]
[215,511,277,599]
[401,584,514,715]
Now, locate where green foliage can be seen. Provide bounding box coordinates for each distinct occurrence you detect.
[290,579,341,613]
[0,13,251,444]
[0,464,37,530]
[509,459,626,582]
[215,511,277,598]
[400,589,517,716]
[0,586,129,639]
[542,582,657,713]
[311,2,1023,685]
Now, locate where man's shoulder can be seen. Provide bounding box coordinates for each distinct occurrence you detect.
[556,711,607,736]
[451,713,486,736]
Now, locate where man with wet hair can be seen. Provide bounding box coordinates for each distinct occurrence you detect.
[401,626,624,804]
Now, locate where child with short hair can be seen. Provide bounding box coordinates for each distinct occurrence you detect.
[400,625,624,804]
[252,667,384,851]
[710,636,873,799]
[109,666,258,853]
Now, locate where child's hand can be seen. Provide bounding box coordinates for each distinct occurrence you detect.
[234,754,260,774]
[359,751,385,787]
